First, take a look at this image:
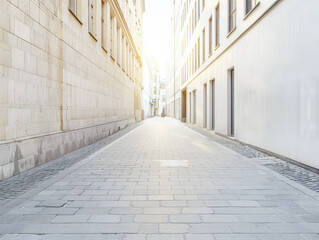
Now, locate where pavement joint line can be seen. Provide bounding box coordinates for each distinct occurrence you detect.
[0,122,145,215]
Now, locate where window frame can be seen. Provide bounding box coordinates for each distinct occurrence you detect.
[244,0,260,19]
[208,16,212,55]
[228,0,236,33]
[88,0,97,39]
[69,0,82,24]
[202,28,205,63]
[215,3,220,48]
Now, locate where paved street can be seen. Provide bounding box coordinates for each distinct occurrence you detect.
[1,117,319,240]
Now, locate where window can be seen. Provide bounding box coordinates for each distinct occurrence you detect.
[215,4,220,47]
[209,17,212,54]
[202,0,205,11]
[122,35,125,69]
[69,0,81,21]
[69,0,77,15]
[197,38,200,68]
[195,2,197,26]
[197,0,200,21]
[192,48,194,73]
[110,15,114,56]
[246,0,257,14]
[101,0,107,48]
[88,0,96,36]
[228,0,236,32]
[195,43,197,70]
[192,10,195,33]
[202,29,205,62]
[117,27,121,64]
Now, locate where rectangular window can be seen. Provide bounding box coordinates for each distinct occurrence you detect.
[228,0,236,32]
[192,10,194,33]
[215,4,220,47]
[246,0,256,14]
[122,35,125,69]
[192,48,194,73]
[195,43,197,70]
[197,38,200,68]
[209,17,212,54]
[101,0,106,48]
[88,0,95,35]
[117,27,121,64]
[202,0,205,11]
[69,0,77,15]
[110,15,113,56]
[197,0,200,21]
[202,29,205,62]
[195,2,197,26]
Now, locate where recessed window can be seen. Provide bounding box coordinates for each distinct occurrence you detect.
[101,0,107,49]
[197,0,200,21]
[202,29,205,63]
[197,38,200,68]
[228,0,236,33]
[246,0,257,14]
[88,0,96,36]
[208,16,212,54]
[215,4,220,47]
[69,0,81,21]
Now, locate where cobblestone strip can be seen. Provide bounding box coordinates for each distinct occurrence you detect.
[184,122,319,193]
[0,123,141,206]
[184,124,268,158]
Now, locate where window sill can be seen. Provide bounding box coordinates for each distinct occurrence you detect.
[69,9,82,25]
[215,44,220,51]
[227,27,236,38]
[244,1,260,20]
[101,45,108,54]
[208,51,213,57]
[89,32,98,42]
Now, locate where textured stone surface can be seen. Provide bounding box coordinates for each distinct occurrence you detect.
[0,118,319,239]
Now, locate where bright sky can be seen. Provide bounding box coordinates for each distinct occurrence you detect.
[143,0,173,78]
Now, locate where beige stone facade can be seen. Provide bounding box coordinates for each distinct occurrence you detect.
[0,0,144,180]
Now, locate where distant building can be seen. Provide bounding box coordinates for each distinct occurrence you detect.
[166,0,319,169]
[0,0,144,180]
[159,82,167,116]
[142,55,154,119]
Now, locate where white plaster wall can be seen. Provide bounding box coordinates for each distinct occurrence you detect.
[186,0,319,168]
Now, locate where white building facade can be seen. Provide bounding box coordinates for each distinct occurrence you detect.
[167,0,319,169]
[142,56,154,119]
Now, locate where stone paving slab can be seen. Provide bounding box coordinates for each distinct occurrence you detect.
[0,118,319,239]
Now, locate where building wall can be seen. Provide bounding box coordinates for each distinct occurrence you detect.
[171,0,319,169]
[0,0,144,180]
[142,56,154,119]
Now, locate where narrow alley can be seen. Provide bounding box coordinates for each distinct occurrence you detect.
[0,118,319,240]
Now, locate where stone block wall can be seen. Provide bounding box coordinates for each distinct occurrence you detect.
[0,0,142,180]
